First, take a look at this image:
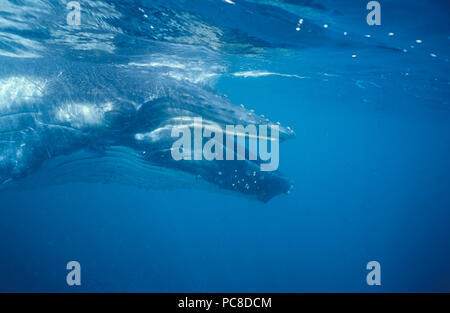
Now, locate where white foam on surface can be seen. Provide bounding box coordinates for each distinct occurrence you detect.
[232,71,306,79]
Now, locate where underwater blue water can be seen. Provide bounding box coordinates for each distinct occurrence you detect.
[0,0,449,292]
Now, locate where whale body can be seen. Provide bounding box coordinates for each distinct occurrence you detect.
[0,0,299,202]
[0,56,294,201]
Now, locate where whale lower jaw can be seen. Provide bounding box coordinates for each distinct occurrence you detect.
[0,146,292,203]
[0,147,204,190]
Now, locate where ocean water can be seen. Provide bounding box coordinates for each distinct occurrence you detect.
[0,0,449,292]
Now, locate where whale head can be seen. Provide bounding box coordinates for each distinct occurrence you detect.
[0,0,296,202]
[0,54,295,202]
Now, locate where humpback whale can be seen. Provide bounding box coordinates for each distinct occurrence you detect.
[0,0,296,202]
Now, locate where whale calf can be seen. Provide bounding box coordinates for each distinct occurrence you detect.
[0,0,295,202]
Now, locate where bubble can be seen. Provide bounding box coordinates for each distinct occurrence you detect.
[388,32,394,36]
[218,171,222,176]
[416,39,422,44]
[296,18,303,31]
[344,32,348,36]
[352,54,357,58]
[323,24,329,28]
[430,53,437,58]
